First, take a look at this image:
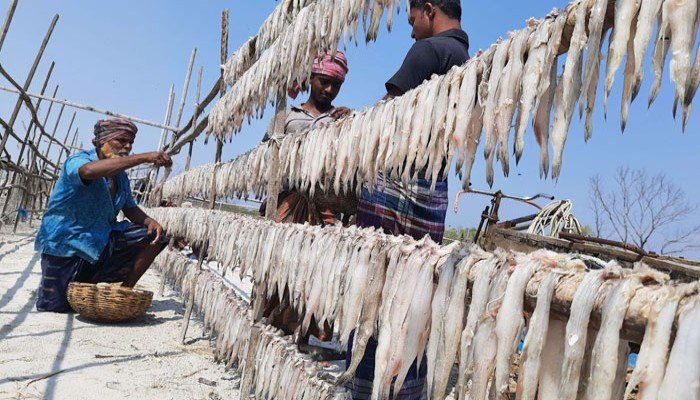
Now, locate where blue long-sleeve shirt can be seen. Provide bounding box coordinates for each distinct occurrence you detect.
[35,149,137,263]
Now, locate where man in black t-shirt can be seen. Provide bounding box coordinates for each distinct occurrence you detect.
[347,1,469,399]
[385,1,469,98]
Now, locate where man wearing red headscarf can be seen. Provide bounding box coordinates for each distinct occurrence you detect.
[260,51,357,354]
[262,50,357,225]
[35,118,173,313]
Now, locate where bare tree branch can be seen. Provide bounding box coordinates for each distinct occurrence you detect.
[588,166,699,256]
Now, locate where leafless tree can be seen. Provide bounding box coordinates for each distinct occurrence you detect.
[589,166,700,255]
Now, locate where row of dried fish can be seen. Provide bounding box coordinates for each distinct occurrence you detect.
[210,0,402,138]
[153,250,351,400]
[207,0,699,190]
[161,145,268,201]
[222,0,317,86]
[147,206,700,399]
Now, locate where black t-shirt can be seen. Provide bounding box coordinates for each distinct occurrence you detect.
[386,29,470,95]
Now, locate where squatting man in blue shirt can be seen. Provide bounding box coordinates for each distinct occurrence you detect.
[34,118,172,312]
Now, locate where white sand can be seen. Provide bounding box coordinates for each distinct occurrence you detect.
[0,234,242,400]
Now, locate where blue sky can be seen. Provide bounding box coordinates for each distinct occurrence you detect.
[1,1,698,256]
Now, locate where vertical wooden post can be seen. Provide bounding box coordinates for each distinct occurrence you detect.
[239,325,262,398]
[0,0,18,54]
[0,14,58,156]
[160,66,204,299]
[181,10,227,343]
[212,8,228,175]
[264,96,287,219]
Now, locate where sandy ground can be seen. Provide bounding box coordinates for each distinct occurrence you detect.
[0,232,243,400]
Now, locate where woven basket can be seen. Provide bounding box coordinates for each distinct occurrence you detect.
[67,282,153,323]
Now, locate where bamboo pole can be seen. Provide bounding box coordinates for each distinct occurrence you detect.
[39,102,65,173]
[0,85,181,133]
[162,67,204,302]
[154,49,196,206]
[36,85,59,161]
[0,0,18,54]
[163,78,220,155]
[11,63,56,231]
[181,11,228,342]
[213,9,227,171]
[13,62,54,170]
[172,48,197,143]
[145,84,175,204]
[0,64,67,155]
[1,62,56,219]
[45,127,78,207]
[184,68,203,194]
[264,96,286,219]
[156,85,175,159]
[0,14,58,156]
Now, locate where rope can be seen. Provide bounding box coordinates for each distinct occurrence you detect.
[527,199,582,238]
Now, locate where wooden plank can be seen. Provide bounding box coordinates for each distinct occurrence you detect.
[487,228,700,280]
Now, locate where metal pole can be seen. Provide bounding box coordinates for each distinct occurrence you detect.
[0,14,58,155]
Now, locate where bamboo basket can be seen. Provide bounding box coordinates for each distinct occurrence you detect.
[67,282,153,322]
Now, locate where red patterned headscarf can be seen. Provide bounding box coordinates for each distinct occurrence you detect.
[288,50,349,99]
[92,118,138,146]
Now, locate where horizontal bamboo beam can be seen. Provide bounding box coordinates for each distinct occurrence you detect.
[0,84,180,132]
[150,207,689,346]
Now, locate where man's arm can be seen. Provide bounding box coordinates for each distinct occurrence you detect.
[79,151,171,180]
[123,206,164,244]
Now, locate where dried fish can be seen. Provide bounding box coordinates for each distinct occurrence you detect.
[603,0,642,116]
[551,0,588,181]
[583,276,643,400]
[518,270,560,400]
[557,268,608,400]
[494,253,537,394]
[515,17,552,163]
[657,295,700,400]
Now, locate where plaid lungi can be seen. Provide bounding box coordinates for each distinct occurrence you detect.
[355,174,448,243]
[347,175,446,399]
[345,330,428,400]
[36,223,167,313]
